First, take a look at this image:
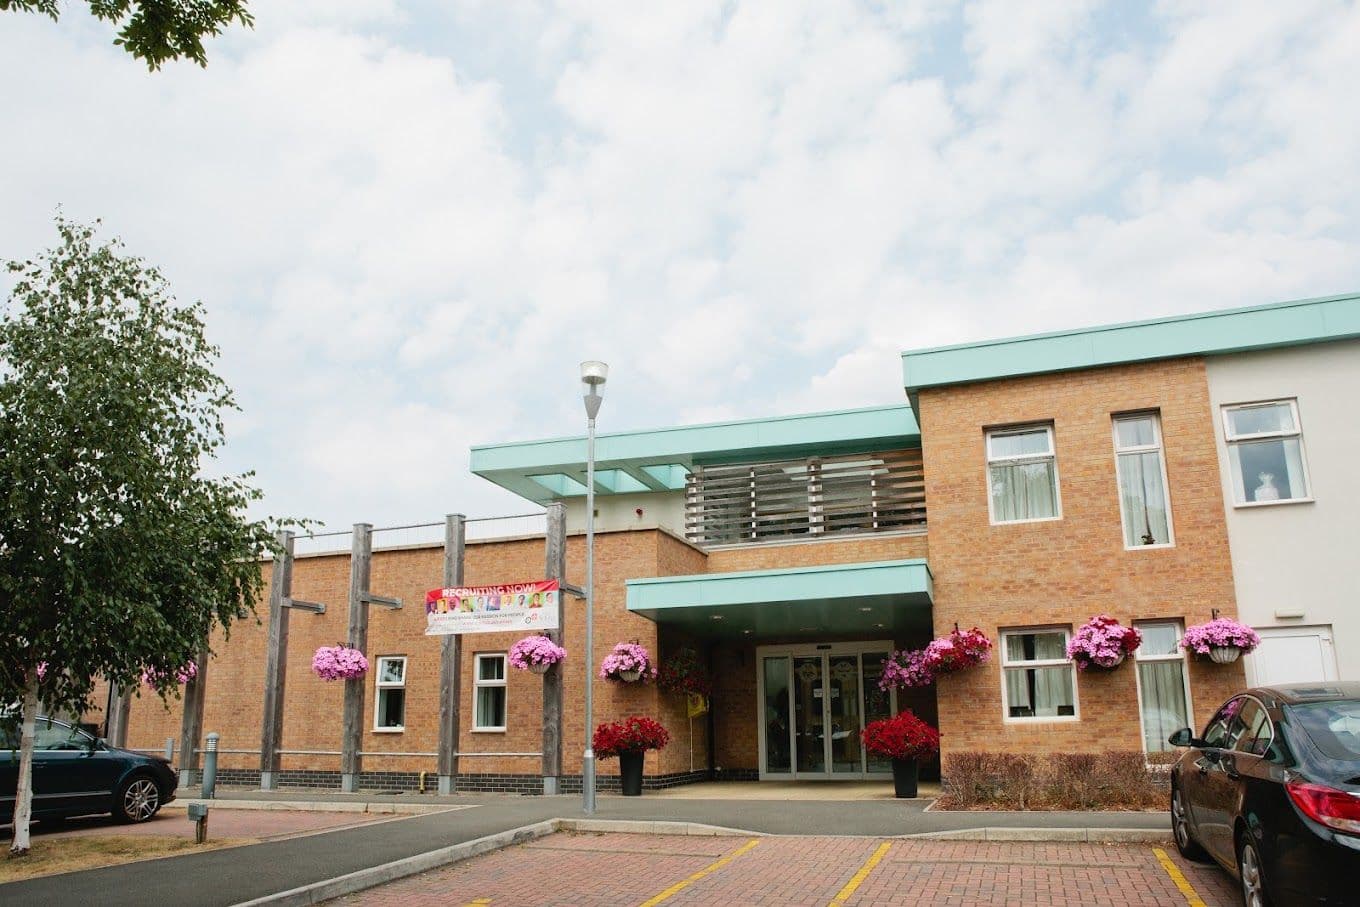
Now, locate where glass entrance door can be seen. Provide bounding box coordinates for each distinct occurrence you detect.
[758,642,895,780]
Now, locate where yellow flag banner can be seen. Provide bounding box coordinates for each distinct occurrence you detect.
[686,693,709,718]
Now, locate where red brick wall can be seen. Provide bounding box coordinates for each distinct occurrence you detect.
[112,528,718,782]
[919,358,1244,757]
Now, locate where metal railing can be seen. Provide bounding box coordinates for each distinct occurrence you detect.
[284,512,549,558]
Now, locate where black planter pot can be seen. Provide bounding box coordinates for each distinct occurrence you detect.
[619,751,644,796]
[891,758,919,798]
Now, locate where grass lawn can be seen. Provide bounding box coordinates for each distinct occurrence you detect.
[1,834,250,883]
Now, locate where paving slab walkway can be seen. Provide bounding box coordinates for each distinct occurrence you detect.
[328,832,1242,906]
[331,837,1245,907]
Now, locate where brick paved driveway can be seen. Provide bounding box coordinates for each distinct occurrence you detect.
[331,832,1243,906]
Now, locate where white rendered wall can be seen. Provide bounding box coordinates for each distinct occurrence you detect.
[1206,339,1360,681]
[564,491,686,535]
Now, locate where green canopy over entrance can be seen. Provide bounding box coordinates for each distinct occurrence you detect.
[625,559,933,641]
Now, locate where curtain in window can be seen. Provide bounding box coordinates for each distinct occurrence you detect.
[1138,661,1189,752]
[990,461,1057,521]
[1005,633,1072,717]
[1118,450,1170,545]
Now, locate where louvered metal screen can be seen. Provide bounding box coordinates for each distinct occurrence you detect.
[685,449,926,545]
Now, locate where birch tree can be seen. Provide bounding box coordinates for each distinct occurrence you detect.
[0,216,284,856]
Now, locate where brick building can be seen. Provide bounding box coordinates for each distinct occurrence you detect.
[97,292,1358,791]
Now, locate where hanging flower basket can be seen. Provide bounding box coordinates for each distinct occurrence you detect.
[1181,618,1260,664]
[656,647,711,697]
[141,661,199,687]
[600,642,655,683]
[312,645,369,681]
[509,635,566,675]
[879,627,994,691]
[1066,615,1141,671]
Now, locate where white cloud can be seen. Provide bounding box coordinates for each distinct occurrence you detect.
[3,0,1358,527]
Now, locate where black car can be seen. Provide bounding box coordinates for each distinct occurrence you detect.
[1169,682,1360,906]
[0,715,178,824]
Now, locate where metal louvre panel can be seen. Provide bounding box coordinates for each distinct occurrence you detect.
[686,450,925,545]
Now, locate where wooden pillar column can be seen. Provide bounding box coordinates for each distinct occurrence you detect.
[542,503,567,794]
[177,646,210,788]
[259,530,295,791]
[437,514,466,795]
[340,523,373,793]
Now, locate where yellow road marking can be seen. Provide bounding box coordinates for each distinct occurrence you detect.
[1153,847,1208,907]
[829,841,892,906]
[638,838,761,906]
[463,899,492,906]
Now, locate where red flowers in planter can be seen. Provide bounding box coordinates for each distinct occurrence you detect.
[591,716,670,759]
[861,710,941,762]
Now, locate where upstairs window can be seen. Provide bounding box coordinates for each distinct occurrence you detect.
[987,426,1060,523]
[1113,413,1173,548]
[1222,400,1311,505]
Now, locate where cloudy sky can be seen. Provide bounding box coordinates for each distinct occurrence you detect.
[3,0,1358,530]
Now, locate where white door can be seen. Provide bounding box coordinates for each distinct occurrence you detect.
[1246,626,1338,686]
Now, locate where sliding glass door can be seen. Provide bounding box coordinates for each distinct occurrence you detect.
[758,642,895,780]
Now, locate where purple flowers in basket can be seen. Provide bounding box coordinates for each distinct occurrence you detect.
[312,644,369,681]
[509,635,567,671]
[1181,618,1260,656]
[599,642,655,682]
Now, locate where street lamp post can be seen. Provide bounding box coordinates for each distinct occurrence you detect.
[580,360,608,815]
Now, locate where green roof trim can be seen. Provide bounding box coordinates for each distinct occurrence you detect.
[471,404,920,505]
[626,559,933,640]
[901,291,1360,406]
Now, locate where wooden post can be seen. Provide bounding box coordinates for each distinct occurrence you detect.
[259,530,294,791]
[341,523,372,793]
[437,514,466,795]
[177,646,210,788]
[542,503,567,794]
[106,684,132,748]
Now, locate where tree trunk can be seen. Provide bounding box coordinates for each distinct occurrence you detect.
[9,674,40,857]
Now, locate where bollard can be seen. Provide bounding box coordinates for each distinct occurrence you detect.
[201,732,219,800]
[187,802,209,844]
[165,737,175,762]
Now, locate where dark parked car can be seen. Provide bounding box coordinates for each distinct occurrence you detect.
[1169,682,1360,906]
[0,715,177,824]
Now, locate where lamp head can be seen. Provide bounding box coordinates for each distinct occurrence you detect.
[580,360,609,388]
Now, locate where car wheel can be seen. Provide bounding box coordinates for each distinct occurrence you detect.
[114,774,162,823]
[1237,834,1271,907]
[1171,786,1209,862]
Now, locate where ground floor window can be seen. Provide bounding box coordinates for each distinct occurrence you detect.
[1001,628,1076,720]
[474,653,507,731]
[374,656,406,731]
[1134,622,1191,753]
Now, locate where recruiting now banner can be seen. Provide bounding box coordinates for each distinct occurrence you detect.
[424,580,560,636]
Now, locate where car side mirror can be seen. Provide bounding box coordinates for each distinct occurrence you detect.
[1168,727,1202,748]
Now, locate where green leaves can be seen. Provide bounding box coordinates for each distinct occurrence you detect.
[1,1,253,69]
[0,214,290,715]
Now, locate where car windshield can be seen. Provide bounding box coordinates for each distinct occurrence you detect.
[1289,699,1360,761]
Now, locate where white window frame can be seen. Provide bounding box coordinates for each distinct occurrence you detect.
[472,653,507,733]
[1221,399,1313,507]
[373,656,407,733]
[999,627,1078,724]
[985,424,1062,525]
[1112,412,1175,550]
[1132,620,1193,756]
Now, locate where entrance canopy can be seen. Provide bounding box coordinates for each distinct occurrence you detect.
[626,559,932,640]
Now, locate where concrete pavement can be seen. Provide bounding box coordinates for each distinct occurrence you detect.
[0,790,1171,907]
